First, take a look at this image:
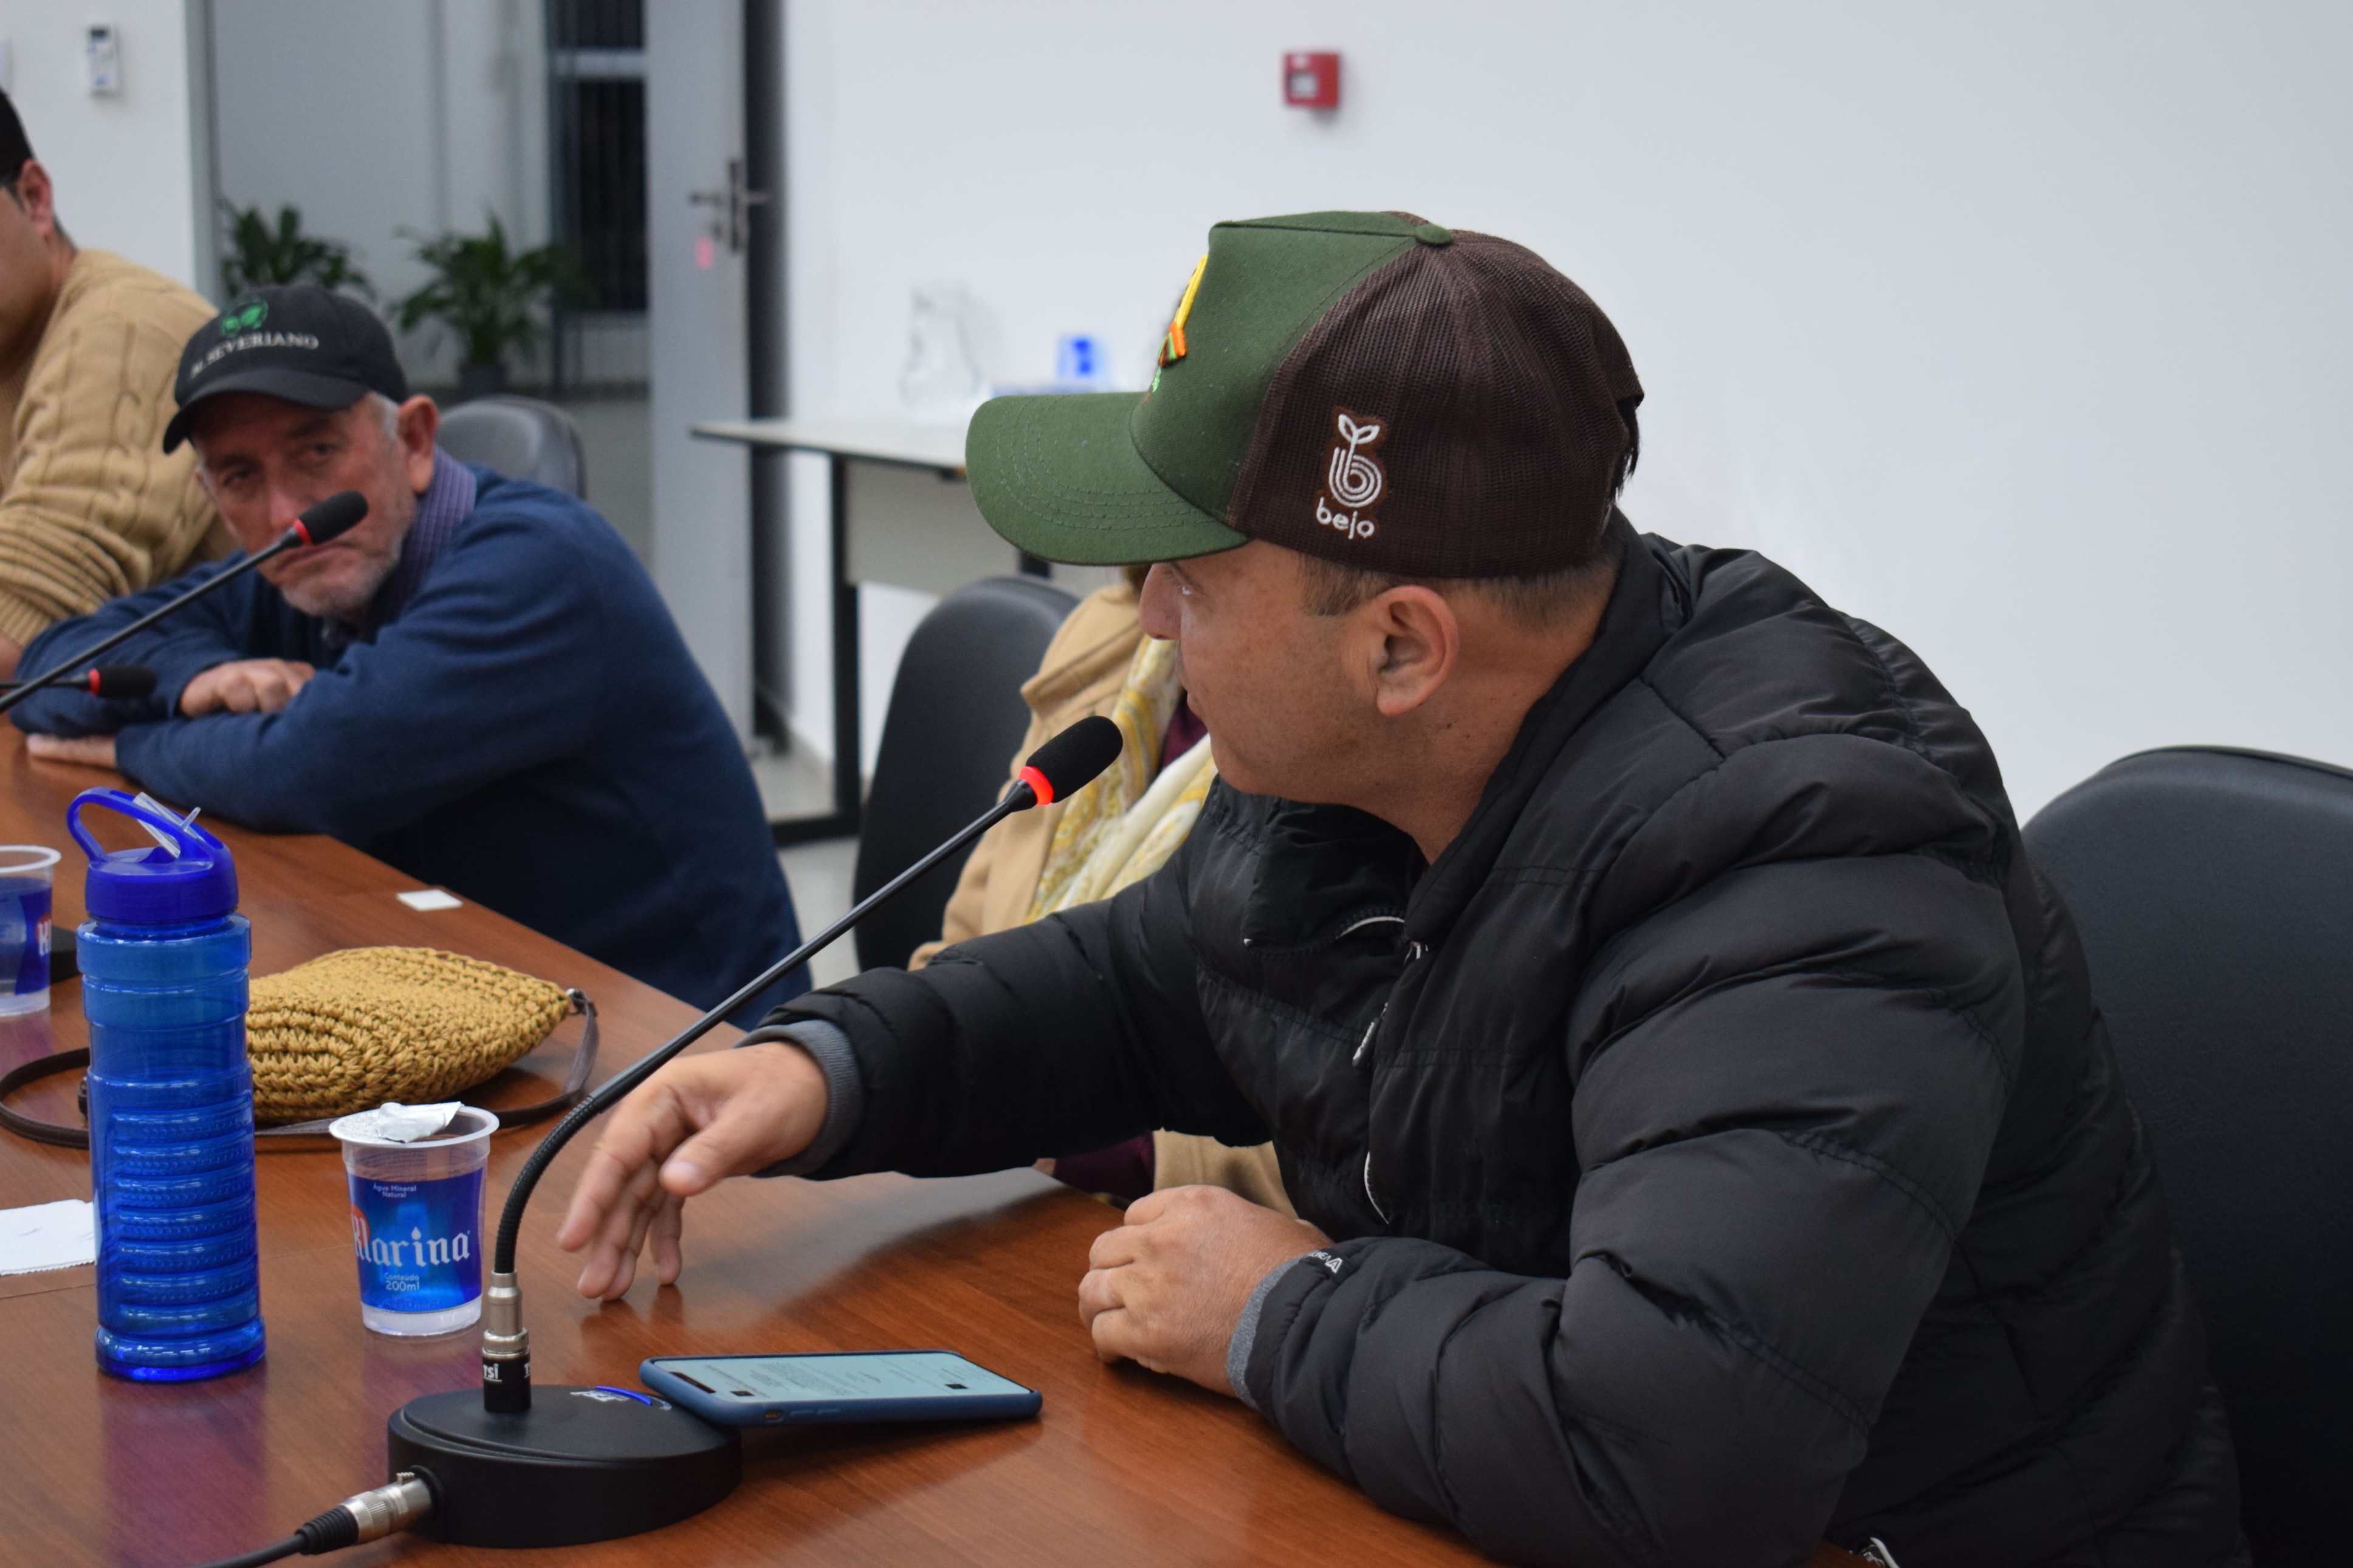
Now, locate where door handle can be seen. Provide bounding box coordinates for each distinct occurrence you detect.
[687,158,771,254]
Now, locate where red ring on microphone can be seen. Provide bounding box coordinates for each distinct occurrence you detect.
[84,669,101,694]
[288,520,315,546]
[1017,764,1056,806]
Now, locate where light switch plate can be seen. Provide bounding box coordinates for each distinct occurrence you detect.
[86,22,120,96]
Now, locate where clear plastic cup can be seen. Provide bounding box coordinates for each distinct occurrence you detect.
[0,845,60,1018]
[329,1106,499,1336]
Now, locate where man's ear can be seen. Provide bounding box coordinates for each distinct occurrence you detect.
[1364,585,1460,719]
[12,162,57,236]
[396,395,440,491]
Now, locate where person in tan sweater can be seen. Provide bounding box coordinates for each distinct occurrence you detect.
[914,569,1291,1216]
[0,90,224,676]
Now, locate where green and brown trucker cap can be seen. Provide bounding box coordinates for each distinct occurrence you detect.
[966,210,1643,578]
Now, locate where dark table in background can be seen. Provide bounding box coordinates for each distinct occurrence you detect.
[0,731,1478,1567]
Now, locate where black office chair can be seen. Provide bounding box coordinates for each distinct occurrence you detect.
[2024,746,2353,1565]
[851,576,1079,971]
[435,394,588,498]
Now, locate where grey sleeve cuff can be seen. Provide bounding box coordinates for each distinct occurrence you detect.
[736,1019,864,1177]
[1226,1253,1313,1412]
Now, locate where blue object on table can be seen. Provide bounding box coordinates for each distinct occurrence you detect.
[0,844,58,1013]
[68,787,263,1383]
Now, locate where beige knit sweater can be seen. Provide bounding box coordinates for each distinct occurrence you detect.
[0,249,227,649]
[910,580,1294,1216]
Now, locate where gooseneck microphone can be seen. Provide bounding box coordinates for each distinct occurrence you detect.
[0,665,157,701]
[372,714,1127,1550]
[0,490,367,719]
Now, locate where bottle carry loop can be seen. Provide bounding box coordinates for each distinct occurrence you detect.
[64,787,216,868]
[0,990,600,1149]
[65,786,239,925]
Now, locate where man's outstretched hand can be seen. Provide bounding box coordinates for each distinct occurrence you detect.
[26,733,117,769]
[555,1042,830,1300]
[1079,1185,1330,1395]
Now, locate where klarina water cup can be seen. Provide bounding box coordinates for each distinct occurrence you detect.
[0,844,60,1016]
[329,1103,498,1335]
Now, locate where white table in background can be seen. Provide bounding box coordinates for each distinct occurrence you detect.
[692,415,1058,843]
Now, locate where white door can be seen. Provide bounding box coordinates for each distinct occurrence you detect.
[645,2,752,736]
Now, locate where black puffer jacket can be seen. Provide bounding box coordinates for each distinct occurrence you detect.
[777,523,2244,1567]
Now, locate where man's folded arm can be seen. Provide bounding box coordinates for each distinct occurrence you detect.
[769,854,1269,1179]
[1239,854,2019,1568]
[7,560,267,736]
[107,515,599,838]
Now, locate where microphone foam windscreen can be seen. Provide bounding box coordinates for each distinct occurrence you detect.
[90,665,157,700]
[1022,715,1125,805]
[295,490,369,544]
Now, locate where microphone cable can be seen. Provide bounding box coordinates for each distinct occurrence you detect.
[184,1475,430,1568]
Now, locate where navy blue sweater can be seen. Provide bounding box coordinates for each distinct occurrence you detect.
[12,467,807,1020]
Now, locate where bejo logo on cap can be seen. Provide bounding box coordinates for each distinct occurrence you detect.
[1314,407,1386,541]
[219,298,267,336]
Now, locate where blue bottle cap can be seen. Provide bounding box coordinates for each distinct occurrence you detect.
[67,789,239,923]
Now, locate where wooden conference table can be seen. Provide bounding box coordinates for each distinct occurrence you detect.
[0,731,1480,1567]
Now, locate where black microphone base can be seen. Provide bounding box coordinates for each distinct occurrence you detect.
[387,1386,741,1547]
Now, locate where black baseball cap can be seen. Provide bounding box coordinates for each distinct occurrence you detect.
[163,285,410,454]
[967,211,1642,579]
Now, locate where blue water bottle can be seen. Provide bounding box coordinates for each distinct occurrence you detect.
[70,789,263,1383]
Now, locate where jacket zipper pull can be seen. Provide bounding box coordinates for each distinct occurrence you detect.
[1357,940,1427,1220]
[1352,939,1423,1069]
[1362,1149,1389,1224]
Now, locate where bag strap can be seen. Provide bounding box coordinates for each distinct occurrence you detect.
[0,1047,91,1148]
[0,988,600,1150]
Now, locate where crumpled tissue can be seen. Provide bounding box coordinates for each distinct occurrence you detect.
[327,1101,464,1144]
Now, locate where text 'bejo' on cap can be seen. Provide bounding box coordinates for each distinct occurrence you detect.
[964,210,1643,581]
[162,284,410,454]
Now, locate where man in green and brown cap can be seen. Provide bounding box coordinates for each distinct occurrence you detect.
[562,213,2242,1567]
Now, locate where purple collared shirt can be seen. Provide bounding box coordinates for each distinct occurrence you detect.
[370,448,478,630]
[318,449,476,655]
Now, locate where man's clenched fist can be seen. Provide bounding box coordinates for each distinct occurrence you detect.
[1078,1184,1329,1395]
[180,657,317,716]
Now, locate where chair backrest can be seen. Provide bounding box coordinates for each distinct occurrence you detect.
[2023,745,2353,1564]
[435,395,588,498]
[852,575,1079,971]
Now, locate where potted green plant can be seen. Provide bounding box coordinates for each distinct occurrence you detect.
[219,200,373,300]
[396,215,586,400]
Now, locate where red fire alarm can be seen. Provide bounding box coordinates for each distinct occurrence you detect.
[1283,52,1341,109]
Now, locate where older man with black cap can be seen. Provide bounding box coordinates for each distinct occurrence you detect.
[10,284,809,1024]
[0,87,224,678]
[558,213,2244,1566]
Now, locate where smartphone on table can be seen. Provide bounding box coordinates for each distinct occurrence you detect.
[641,1350,1041,1426]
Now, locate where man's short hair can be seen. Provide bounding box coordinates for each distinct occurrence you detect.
[0,88,32,189]
[1300,399,1639,629]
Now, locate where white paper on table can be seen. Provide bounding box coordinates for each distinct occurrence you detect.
[396,889,462,911]
[0,1197,95,1275]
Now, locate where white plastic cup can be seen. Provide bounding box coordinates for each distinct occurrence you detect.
[0,844,61,1018]
[330,1106,499,1336]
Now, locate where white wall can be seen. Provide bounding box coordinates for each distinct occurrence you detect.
[0,1,204,287]
[782,0,2353,815]
[208,0,546,378]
